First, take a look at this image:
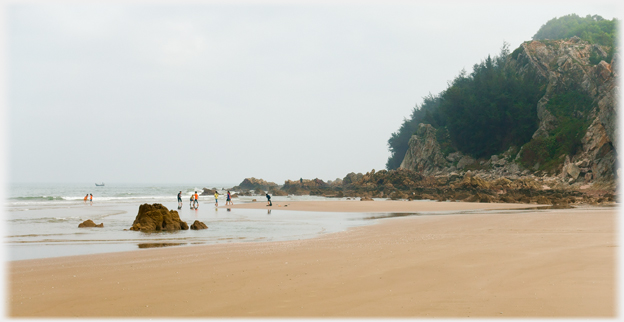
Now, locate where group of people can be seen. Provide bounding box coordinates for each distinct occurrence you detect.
[177,190,234,209]
[83,194,93,204]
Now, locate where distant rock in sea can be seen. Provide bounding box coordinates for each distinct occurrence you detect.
[78,219,103,228]
[201,188,216,195]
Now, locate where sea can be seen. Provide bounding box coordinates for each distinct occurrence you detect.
[4,183,394,261]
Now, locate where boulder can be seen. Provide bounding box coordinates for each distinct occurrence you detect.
[504,162,521,175]
[492,158,508,167]
[456,155,476,170]
[78,219,103,228]
[190,220,208,230]
[360,197,374,201]
[446,151,463,163]
[499,195,517,203]
[535,196,551,205]
[463,193,493,203]
[129,203,189,231]
[463,194,479,203]
[435,175,449,185]
[448,172,462,182]
[565,163,581,180]
[456,172,490,190]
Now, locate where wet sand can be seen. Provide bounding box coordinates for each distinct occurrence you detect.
[223,199,540,212]
[8,201,616,317]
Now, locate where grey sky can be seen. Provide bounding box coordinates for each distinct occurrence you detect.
[5,1,621,184]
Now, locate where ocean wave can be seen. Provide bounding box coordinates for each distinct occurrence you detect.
[9,216,83,223]
[12,196,66,201]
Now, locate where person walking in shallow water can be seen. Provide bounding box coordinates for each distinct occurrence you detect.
[194,191,199,208]
[89,194,93,204]
[214,191,219,207]
[190,194,195,208]
[177,191,182,209]
[84,194,89,203]
[226,191,233,205]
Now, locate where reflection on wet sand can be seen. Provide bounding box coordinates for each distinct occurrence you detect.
[138,242,187,249]
[361,204,576,220]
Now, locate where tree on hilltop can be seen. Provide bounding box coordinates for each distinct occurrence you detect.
[532,14,618,47]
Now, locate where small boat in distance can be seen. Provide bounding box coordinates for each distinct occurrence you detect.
[95,183,105,187]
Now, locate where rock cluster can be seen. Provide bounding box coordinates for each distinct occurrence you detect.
[233,177,280,194]
[227,164,616,205]
[129,203,189,231]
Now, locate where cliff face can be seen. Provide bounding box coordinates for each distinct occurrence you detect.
[399,124,448,175]
[515,37,618,182]
[400,37,618,188]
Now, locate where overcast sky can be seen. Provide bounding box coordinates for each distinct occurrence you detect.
[4,1,621,185]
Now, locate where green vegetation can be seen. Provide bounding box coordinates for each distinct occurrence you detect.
[387,15,617,172]
[386,43,545,169]
[438,48,544,158]
[435,127,454,156]
[519,91,594,171]
[386,94,441,169]
[533,14,618,48]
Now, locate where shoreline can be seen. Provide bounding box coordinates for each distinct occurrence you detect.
[220,199,550,213]
[7,201,615,317]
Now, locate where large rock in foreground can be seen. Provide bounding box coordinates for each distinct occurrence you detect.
[130,203,189,231]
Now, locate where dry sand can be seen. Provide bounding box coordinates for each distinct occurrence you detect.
[7,201,616,318]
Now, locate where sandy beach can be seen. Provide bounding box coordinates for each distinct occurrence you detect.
[7,201,616,317]
[225,199,539,212]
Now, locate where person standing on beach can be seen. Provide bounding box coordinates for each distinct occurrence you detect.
[84,194,89,203]
[226,191,233,205]
[89,194,93,202]
[194,191,199,207]
[190,194,195,208]
[214,191,219,207]
[266,192,272,206]
[177,191,182,209]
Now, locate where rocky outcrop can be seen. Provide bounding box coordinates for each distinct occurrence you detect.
[398,37,617,188]
[129,204,189,231]
[399,124,448,174]
[78,219,103,228]
[516,37,618,182]
[201,188,216,195]
[190,220,208,230]
[234,178,279,193]
[532,96,558,138]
